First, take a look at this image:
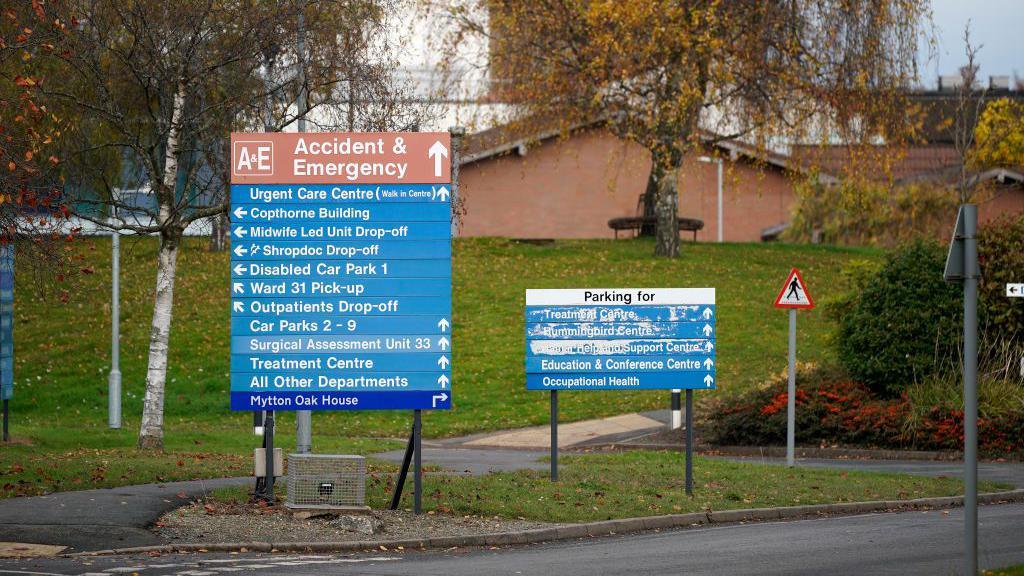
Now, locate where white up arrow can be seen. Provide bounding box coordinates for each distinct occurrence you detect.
[433,186,450,202]
[437,336,450,350]
[437,374,450,388]
[428,141,448,177]
[702,324,714,336]
[703,357,714,370]
[705,341,715,352]
[437,355,450,369]
[432,392,449,408]
[702,307,713,320]
[704,374,715,387]
[437,317,450,332]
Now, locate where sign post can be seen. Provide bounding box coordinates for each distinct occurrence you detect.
[525,288,716,486]
[944,205,979,576]
[229,132,453,511]
[0,246,13,442]
[773,268,814,467]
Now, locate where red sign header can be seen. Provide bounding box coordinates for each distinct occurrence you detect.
[230,132,451,185]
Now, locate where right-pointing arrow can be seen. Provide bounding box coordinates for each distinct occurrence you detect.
[432,392,449,408]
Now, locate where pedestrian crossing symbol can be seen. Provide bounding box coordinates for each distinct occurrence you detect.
[773,268,814,309]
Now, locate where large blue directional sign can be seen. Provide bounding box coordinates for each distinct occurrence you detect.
[229,132,452,411]
[525,289,716,391]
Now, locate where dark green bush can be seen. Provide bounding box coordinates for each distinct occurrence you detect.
[830,240,961,396]
[979,214,1024,343]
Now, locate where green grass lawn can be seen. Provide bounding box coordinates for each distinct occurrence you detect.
[210,451,1005,524]
[1,236,880,496]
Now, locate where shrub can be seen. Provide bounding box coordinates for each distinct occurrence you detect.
[784,178,958,246]
[830,241,962,396]
[979,214,1024,344]
[705,365,1024,457]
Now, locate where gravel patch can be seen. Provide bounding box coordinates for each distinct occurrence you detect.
[155,501,556,544]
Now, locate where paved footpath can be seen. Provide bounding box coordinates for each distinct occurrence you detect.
[2,504,1023,575]
[0,478,250,553]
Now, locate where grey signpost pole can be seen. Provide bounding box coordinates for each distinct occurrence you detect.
[685,389,693,494]
[551,390,558,481]
[787,308,796,467]
[963,206,979,576]
[943,205,979,576]
[293,0,312,455]
[108,228,122,429]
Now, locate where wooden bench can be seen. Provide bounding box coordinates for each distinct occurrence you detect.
[608,216,704,240]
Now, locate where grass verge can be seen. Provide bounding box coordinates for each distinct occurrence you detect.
[207,451,1007,524]
[2,236,879,497]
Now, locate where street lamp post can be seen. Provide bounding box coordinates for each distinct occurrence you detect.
[697,156,724,242]
[109,217,121,429]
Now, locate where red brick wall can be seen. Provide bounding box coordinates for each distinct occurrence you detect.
[458,128,796,241]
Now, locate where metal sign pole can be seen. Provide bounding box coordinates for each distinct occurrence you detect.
[685,389,693,495]
[413,409,422,514]
[671,389,681,429]
[787,308,797,467]
[293,0,312,455]
[108,230,121,429]
[551,390,558,481]
[263,410,275,502]
[963,205,979,576]
[2,399,7,442]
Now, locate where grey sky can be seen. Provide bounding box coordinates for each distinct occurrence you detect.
[921,0,1023,86]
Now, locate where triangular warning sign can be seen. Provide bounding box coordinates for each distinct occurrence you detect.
[774,268,814,309]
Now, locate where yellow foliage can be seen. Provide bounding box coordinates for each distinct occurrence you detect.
[971,98,1024,169]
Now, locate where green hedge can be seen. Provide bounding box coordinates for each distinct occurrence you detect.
[979,214,1024,342]
[830,241,961,396]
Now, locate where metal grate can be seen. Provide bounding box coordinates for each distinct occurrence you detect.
[286,454,366,509]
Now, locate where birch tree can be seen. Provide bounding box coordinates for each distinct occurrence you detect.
[435,0,929,256]
[46,0,422,449]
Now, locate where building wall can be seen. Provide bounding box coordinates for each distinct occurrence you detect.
[458,128,797,241]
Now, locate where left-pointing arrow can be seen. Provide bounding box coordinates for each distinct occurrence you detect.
[233,207,247,219]
[232,227,247,238]
[233,245,248,257]
[233,264,246,275]
[232,282,244,294]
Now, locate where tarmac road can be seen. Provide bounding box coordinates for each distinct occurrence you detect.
[3,502,1022,576]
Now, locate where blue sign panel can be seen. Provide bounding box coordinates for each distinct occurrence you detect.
[525,289,716,392]
[229,134,453,411]
[0,246,12,401]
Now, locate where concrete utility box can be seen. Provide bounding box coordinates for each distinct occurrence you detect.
[286,454,367,510]
[253,448,284,478]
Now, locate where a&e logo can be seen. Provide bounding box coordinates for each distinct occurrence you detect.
[233,140,274,177]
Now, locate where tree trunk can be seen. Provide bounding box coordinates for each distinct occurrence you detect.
[138,234,179,449]
[139,79,186,450]
[639,164,661,236]
[209,211,228,252]
[654,167,680,258]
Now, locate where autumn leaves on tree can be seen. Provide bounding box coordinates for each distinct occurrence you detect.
[437,0,929,256]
